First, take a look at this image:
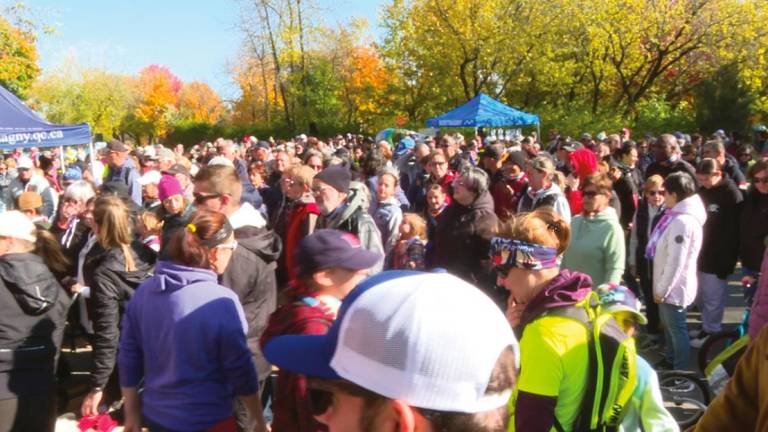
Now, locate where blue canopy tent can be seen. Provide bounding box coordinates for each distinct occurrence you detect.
[0,84,91,150]
[426,93,540,137]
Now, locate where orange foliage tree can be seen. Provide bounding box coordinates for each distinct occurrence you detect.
[179,81,223,123]
[135,64,182,139]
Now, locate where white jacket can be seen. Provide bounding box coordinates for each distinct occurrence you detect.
[652,194,707,307]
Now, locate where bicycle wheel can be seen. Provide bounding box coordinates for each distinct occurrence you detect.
[697,330,742,375]
[658,371,710,429]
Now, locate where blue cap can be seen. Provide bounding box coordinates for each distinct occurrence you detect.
[63,166,83,181]
[294,229,381,277]
[394,137,416,157]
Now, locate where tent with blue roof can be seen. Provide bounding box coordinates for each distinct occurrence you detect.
[0,84,91,150]
[426,93,540,135]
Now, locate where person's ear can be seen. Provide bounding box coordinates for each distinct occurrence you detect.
[312,270,334,288]
[220,194,232,208]
[208,247,221,270]
[391,400,417,432]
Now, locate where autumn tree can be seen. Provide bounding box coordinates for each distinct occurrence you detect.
[0,14,39,97]
[29,67,136,139]
[135,65,182,140]
[178,81,223,123]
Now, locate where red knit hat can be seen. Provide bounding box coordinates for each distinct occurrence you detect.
[158,174,183,201]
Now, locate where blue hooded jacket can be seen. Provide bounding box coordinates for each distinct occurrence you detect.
[118,261,258,430]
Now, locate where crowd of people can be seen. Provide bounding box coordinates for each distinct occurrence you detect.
[0,128,767,431]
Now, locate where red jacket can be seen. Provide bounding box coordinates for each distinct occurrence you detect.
[260,296,335,432]
[284,198,320,284]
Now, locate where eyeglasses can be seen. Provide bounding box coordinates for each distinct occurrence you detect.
[193,192,222,205]
[647,190,666,196]
[581,190,600,198]
[215,240,238,251]
[430,161,447,167]
[281,177,296,186]
[309,164,323,171]
[754,176,768,184]
[311,185,332,194]
[495,264,513,279]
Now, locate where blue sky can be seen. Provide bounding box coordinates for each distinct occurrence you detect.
[20,0,384,99]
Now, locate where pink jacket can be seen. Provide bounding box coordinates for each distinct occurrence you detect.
[748,248,768,340]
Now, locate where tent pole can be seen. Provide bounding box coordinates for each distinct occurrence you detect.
[59,146,65,173]
[537,123,541,144]
[89,141,97,182]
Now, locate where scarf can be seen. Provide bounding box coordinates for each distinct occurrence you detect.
[644,208,674,259]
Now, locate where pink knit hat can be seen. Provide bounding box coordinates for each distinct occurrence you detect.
[158,174,184,201]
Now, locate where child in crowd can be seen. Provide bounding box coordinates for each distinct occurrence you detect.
[425,183,447,266]
[137,209,163,253]
[158,174,193,251]
[597,284,679,432]
[373,170,403,266]
[393,212,427,270]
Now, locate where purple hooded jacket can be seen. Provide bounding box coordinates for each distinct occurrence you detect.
[118,261,258,431]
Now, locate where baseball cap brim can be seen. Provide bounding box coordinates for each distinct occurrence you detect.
[263,333,341,380]
[604,304,648,325]
[338,248,381,272]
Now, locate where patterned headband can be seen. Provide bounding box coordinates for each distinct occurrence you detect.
[489,238,561,270]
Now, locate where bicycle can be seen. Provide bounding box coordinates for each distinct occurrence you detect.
[658,370,711,429]
[696,280,754,379]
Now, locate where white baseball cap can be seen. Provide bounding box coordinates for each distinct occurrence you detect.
[16,156,34,170]
[264,271,519,413]
[137,170,162,185]
[207,156,234,168]
[0,211,37,242]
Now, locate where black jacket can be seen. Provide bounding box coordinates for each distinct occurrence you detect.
[698,179,743,278]
[432,191,498,291]
[50,218,92,288]
[83,241,155,389]
[740,187,768,272]
[220,225,281,383]
[645,159,698,185]
[613,164,642,229]
[0,253,69,399]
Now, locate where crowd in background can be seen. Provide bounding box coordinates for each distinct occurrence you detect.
[0,126,767,431]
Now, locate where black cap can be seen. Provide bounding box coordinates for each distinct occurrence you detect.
[505,151,527,170]
[294,229,381,277]
[479,144,505,160]
[107,139,129,152]
[314,165,351,193]
[164,163,189,177]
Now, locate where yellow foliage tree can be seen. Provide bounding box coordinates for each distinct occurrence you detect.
[178,81,223,123]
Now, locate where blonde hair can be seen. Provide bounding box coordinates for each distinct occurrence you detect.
[401,213,427,240]
[644,175,664,192]
[93,195,136,271]
[497,208,571,255]
[285,164,316,187]
[139,210,163,235]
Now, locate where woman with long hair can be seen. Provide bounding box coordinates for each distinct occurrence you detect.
[119,209,267,432]
[80,195,155,417]
[492,208,592,430]
[0,211,70,432]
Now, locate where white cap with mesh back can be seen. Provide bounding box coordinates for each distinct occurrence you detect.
[263,270,519,414]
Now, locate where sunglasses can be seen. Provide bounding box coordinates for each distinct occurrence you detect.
[307,379,376,416]
[193,192,222,205]
[581,190,600,198]
[495,264,513,279]
[647,190,665,196]
[215,240,238,251]
[754,176,768,184]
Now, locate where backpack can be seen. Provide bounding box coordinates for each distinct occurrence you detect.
[543,292,637,432]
